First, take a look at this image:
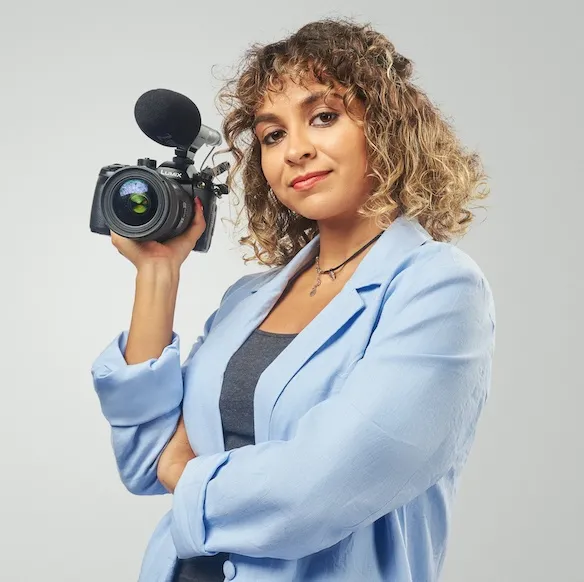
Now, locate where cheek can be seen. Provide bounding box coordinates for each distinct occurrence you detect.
[350,134,369,175]
[327,126,367,163]
[260,150,279,178]
[334,141,368,177]
[259,155,274,183]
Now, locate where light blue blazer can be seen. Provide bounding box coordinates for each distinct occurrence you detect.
[91,215,496,582]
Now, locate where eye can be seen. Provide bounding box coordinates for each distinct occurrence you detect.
[262,129,285,146]
[261,111,339,145]
[312,111,339,125]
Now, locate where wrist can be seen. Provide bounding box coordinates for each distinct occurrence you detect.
[136,260,180,283]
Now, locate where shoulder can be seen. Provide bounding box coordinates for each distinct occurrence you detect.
[210,267,281,324]
[385,239,495,325]
[394,239,491,291]
[222,267,281,301]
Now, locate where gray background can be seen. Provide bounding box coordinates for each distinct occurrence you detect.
[0,1,581,580]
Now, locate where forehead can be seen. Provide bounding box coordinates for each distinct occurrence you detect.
[255,75,346,114]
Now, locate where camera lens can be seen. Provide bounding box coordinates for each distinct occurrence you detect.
[101,166,194,243]
[111,178,158,226]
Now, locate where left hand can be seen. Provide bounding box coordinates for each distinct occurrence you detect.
[157,413,196,493]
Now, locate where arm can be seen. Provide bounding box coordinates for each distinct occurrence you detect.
[91,266,222,495]
[157,414,197,494]
[124,261,179,365]
[169,249,496,560]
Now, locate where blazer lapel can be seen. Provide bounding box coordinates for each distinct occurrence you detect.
[253,216,431,442]
[193,216,431,449]
[190,233,321,451]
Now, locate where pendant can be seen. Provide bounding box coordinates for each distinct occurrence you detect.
[309,275,322,297]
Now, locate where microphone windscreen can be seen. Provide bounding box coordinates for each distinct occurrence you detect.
[134,89,202,149]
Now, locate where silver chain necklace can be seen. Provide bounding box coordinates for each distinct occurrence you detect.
[309,231,384,297]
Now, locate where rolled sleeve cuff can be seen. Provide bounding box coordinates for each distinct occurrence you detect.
[91,331,183,427]
[170,451,232,558]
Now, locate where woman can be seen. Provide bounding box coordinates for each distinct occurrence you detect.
[91,17,495,582]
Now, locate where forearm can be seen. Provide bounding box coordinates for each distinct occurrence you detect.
[124,262,180,364]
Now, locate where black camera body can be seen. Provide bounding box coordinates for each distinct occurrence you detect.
[90,88,230,253]
[90,155,226,253]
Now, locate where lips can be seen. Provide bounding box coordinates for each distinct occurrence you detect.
[291,172,332,191]
[290,171,331,187]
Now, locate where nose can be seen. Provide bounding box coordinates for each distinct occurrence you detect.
[285,128,316,165]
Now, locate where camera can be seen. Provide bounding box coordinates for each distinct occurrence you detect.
[90,89,230,253]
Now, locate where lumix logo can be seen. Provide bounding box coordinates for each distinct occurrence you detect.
[160,169,182,178]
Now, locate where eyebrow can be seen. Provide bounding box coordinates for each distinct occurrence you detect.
[252,91,344,132]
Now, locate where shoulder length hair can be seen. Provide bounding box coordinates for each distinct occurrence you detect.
[214,16,489,267]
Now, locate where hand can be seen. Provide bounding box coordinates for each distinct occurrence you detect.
[110,197,206,272]
[157,414,196,493]
[158,461,189,495]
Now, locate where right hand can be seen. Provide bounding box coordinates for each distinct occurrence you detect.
[110,197,206,271]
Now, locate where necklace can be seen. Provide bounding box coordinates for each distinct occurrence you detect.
[309,231,384,297]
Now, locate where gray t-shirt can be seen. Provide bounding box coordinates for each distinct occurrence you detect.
[172,328,298,582]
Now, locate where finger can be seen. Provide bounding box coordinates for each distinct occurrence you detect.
[111,231,133,246]
[195,198,207,229]
[186,204,206,243]
[110,232,126,252]
[193,198,206,227]
[167,200,205,249]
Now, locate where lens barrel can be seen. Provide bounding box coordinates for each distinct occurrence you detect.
[101,167,193,242]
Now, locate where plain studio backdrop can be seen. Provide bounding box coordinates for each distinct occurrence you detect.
[0,1,581,581]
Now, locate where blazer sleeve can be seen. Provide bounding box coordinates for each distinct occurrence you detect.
[169,248,496,559]
[90,275,247,496]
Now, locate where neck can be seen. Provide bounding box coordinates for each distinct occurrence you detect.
[315,215,385,270]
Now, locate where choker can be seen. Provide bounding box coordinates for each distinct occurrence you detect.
[309,231,384,297]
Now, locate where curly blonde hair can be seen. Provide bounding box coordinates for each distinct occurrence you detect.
[214,16,489,268]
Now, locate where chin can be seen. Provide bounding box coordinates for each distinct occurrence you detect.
[298,207,356,225]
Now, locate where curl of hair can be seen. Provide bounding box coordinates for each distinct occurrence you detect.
[213,16,489,267]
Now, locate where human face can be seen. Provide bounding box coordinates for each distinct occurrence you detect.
[253,77,373,222]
